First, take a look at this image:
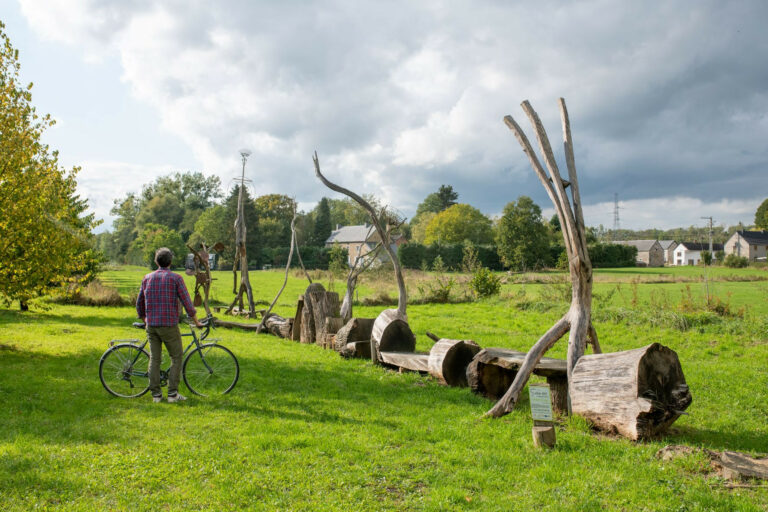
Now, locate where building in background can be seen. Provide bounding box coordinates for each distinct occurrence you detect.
[616,240,664,267]
[658,240,678,265]
[724,230,768,262]
[672,242,724,266]
[325,224,404,266]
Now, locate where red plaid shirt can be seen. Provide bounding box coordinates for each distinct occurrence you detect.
[136,269,197,326]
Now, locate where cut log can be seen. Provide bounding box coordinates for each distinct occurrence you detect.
[291,296,304,341]
[263,314,293,338]
[213,318,261,331]
[371,309,415,354]
[309,290,340,344]
[570,343,692,440]
[334,317,375,352]
[379,351,429,373]
[427,339,481,387]
[300,283,325,344]
[340,340,371,359]
[532,424,556,448]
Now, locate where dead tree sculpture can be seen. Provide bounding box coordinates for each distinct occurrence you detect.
[486,99,599,418]
[186,241,219,317]
[313,153,414,356]
[340,228,384,324]
[227,150,256,316]
[258,205,299,333]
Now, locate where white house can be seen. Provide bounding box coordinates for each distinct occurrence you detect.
[672,242,724,266]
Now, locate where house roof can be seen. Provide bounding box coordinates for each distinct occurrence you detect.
[326,224,376,244]
[735,230,768,245]
[678,242,724,251]
[658,240,677,250]
[615,240,660,252]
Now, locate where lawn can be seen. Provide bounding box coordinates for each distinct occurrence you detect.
[1,265,767,510]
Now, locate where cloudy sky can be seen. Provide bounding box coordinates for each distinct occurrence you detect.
[2,0,767,232]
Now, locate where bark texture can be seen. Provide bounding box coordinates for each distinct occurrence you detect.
[427,338,481,387]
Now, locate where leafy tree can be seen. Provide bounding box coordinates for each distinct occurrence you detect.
[415,184,459,219]
[496,196,550,270]
[133,224,187,269]
[755,198,768,230]
[135,193,185,232]
[254,194,296,248]
[189,205,229,248]
[423,204,493,245]
[141,171,222,211]
[410,211,436,243]
[0,22,101,309]
[109,193,141,259]
[701,250,713,266]
[312,197,333,245]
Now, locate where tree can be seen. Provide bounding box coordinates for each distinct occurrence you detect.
[312,197,332,246]
[109,193,141,259]
[134,224,187,269]
[410,211,436,243]
[0,22,101,309]
[496,196,550,270]
[189,205,229,249]
[423,204,493,245]
[755,198,768,230]
[135,193,185,232]
[254,194,296,248]
[436,185,459,210]
[141,171,222,211]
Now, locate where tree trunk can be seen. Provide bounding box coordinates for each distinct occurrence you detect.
[300,283,325,344]
[263,314,293,338]
[371,308,415,354]
[340,340,371,359]
[291,296,304,341]
[570,343,692,440]
[427,338,481,387]
[19,300,28,312]
[334,317,375,352]
[309,290,340,344]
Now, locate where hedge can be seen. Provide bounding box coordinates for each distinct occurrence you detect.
[398,243,503,271]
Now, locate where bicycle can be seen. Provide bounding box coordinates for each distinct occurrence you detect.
[99,314,239,398]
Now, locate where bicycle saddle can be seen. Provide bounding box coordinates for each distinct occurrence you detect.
[133,321,146,329]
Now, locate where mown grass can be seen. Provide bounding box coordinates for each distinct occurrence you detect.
[1,266,767,510]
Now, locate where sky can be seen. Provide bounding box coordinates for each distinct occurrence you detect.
[2,0,767,233]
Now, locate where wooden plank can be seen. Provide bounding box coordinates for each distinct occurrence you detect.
[475,347,567,376]
[379,351,429,373]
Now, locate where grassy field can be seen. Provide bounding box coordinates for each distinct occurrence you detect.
[1,265,767,510]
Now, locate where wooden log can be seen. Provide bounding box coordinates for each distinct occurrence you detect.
[300,283,325,344]
[309,290,340,344]
[532,424,556,448]
[570,343,692,440]
[379,351,429,373]
[334,317,375,352]
[427,339,481,387]
[547,375,568,415]
[291,296,304,341]
[263,314,293,338]
[213,318,261,331]
[467,348,567,400]
[371,309,415,354]
[340,340,371,359]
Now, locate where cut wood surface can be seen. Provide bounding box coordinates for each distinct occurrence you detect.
[291,296,304,341]
[570,343,692,440]
[263,314,293,338]
[371,309,415,353]
[427,338,481,387]
[300,283,325,344]
[379,351,429,373]
[334,317,375,352]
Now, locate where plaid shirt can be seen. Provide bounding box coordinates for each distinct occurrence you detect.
[136,268,197,327]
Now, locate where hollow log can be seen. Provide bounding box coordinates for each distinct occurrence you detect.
[427,339,481,387]
[570,343,692,440]
[340,340,371,359]
[334,317,375,352]
[263,314,293,338]
[309,291,340,344]
[291,296,304,341]
[371,309,416,354]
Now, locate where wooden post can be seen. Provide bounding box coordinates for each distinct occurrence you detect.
[529,383,556,448]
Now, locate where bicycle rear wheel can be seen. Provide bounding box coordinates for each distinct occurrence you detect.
[99,343,150,398]
[182,344,239,396]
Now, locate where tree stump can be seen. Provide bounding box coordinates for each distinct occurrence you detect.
[371,309,415,355]
[309,291,340,344]
[300,283,325,344]
[334,317,375,352]
[427,338,481,387]
[340,340,371,359]
[570,343,692,440]
[291,296,304,341]
[532,424,556,448]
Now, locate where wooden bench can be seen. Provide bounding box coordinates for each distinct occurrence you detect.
[467,348,568,413]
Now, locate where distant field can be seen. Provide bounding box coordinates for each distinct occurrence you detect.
[1,264,766,510]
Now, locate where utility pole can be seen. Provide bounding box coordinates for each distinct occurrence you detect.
[612,193,621,241]
[701,216,714,253]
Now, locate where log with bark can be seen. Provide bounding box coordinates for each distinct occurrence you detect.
[340,340,372,359]
[308,290,340,344]
[263,314,293,338]
[378,351,430,373]
[427,338,481,387]
[300,283,326,344]
[570,343,692,440]
[334,317,375,352]
[291,296,304,341]
[468,348,569,414]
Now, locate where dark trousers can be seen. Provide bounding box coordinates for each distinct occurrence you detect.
[146,325,183,397]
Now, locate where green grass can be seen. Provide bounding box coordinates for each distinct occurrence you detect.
[1,266,767,510]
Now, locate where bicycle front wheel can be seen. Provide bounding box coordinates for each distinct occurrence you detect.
[99,343,150,398]
[183,344,239,396]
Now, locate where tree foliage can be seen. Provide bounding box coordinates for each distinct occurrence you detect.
[134,224,187,269]
[312,197,333,245]
[755,198,768,230]
[495,196,550,270]
[423,204,493,245]
[0,22,101,307]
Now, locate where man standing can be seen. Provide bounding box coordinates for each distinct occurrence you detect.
[136,247,203,403]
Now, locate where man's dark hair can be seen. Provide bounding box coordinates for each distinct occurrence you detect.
[154,248,173,268]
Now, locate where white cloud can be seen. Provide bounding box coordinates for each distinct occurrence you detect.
[17,0,768,230]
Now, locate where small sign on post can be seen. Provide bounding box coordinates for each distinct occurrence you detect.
[529,383,556,448]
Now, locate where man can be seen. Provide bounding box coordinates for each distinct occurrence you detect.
[136,247,203,403]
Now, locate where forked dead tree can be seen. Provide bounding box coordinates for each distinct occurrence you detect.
[313,153,414,356]
[486,98,600,418]
[258,205,299,332]
[340,226,384,323]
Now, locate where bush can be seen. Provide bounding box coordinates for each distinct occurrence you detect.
[469,267,501,297]
[260,246,345,270]
[724,254,749,268]
[589,243,637,268]
[399,242,502,270]
[53,279,125,306]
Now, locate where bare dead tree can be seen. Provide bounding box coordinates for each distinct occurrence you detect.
[293,228,313,284]
[340,239,383,323]
[258,205,299,332]
[486,98,600,418]
[313,152,407,317]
